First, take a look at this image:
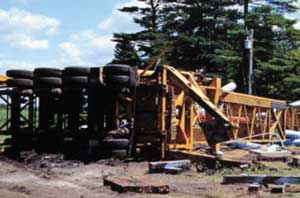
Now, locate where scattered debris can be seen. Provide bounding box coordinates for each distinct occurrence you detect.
[285,130,300,146]
[286,130,300,140]
[240,164,249,170]
[270,184,286,194]
[227,142,262,150]
[103,176,169,194]
[248,183,261,192]
[148,160,191,174]
[291,155,300,167]
[97,158,125,167]
[18,151,82,170]
[223,175,300,185]
[9,185,31,195]
[250,145,291,161]
[286,184,300,193]
[163,166,183,174]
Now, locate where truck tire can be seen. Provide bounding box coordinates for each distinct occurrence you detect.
[7,78,34,88]
[35,77,62,88]
[63,67,91,77]
[104,64,134,76]
[88,67,103,87]
[89,67,100,77]
[63,76,89,87]
[111,149,128,158]
[103,138,129,150]
[34,68,62,78]
[105,75,136,87]
[6,70,34,79]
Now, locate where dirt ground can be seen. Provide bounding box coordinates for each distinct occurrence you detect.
[0,152,297,198]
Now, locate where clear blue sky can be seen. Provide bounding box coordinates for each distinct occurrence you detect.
[0,0,299,73]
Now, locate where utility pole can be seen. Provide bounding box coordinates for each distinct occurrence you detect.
[244,0,249,23]
[245,29,254,95]
[243,0,254,95]
[239,0,250,93]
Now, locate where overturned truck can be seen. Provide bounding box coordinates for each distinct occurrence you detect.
[0,65,297,160]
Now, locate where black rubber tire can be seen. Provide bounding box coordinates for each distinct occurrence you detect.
[63,76,89,87]
[103,138,129,150]
[104,64,134,76]
[89,67,100,77]
[6,70,34,79]
[35,77,62,88]
[7,78,33,88]
[105,75,136,87]
[111,149,128,158]
[88,67,102,87]
[34,68,62,78]
[63,67,91,77]
[35,88,62,96]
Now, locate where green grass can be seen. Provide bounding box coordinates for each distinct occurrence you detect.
[215,161,300,176]
[0,105,7,126]
[0,104,33,131]
[0,105,8,133]
[0,135,10,144]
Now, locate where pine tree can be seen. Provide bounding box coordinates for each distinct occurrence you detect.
[111,33,141,66]
[282,50,300,101]
[113,0,245,76]
[113,0,169,67]
[112,0,300,100]
[161,0,244,78]
[245,0,300,99]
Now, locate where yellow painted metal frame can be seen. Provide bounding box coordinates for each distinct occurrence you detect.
[137,65,300,157]
[285,107,300,131]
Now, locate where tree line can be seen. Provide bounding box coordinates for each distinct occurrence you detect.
[111,0,300,101]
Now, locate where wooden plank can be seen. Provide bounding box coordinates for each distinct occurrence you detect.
[103,176,169,194]
[249,149,291,161]
[167,150,250,167]
[223,175,300,185]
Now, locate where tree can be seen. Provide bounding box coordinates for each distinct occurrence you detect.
[245,1,300,99]
[112,0,300,100]
[113,0,169,67]
[282,50,300,101]
[161,0,244,79]
[111,33,141,66]
[113,0,244,75]
[253,50,300,101]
